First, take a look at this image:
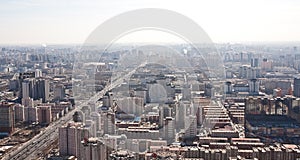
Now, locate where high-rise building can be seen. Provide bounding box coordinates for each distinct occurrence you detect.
[85,120,96,137]
[34,79,49,103]
[24,106,38,123]
[18,72,35,99]
[22,97,34,107]
[261,58,272,71]
[175,103,184,131]
[195,103,203,126]
[184,115,197,139]
[80,137,107,160]
[249,79,259,95]
[0,102,15,134]
[103,111,115,135]
[224,81,233,94]
[164,117,175,144]
[37,105,52,124]
[182,84,192,101]
[240,52,245,62]
[159,104,171,128]
[59,122,90,158]
[35,69,42,78]
[294,78,300,97]
[14,104,25,122]
[90,112,101,136]
[22,79,34,99]
[204,83,214,98]
[239,65,249,78]
[176,101,190,130]
[21,78,49,102]
[251,58,259,67]
[54,84,66,101]
[247,67,257,79]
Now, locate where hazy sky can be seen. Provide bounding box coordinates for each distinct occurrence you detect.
[0,0,300,44]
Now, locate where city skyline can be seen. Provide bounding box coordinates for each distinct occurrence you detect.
[2,1,300,159]
[1,38,300,159]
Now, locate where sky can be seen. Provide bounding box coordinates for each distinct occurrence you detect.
[0,0,300,44]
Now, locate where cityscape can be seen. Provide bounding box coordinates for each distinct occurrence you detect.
[1,1,300,160]
[1,42,300,160]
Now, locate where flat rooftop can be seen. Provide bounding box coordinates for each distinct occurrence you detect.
[246,114,300,128]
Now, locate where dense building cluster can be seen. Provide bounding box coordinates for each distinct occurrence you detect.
[1,44,300,159]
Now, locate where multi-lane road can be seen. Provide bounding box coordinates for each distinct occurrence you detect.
[3,62,146,160]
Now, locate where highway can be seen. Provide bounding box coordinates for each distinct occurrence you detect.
[3,62,146,160]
